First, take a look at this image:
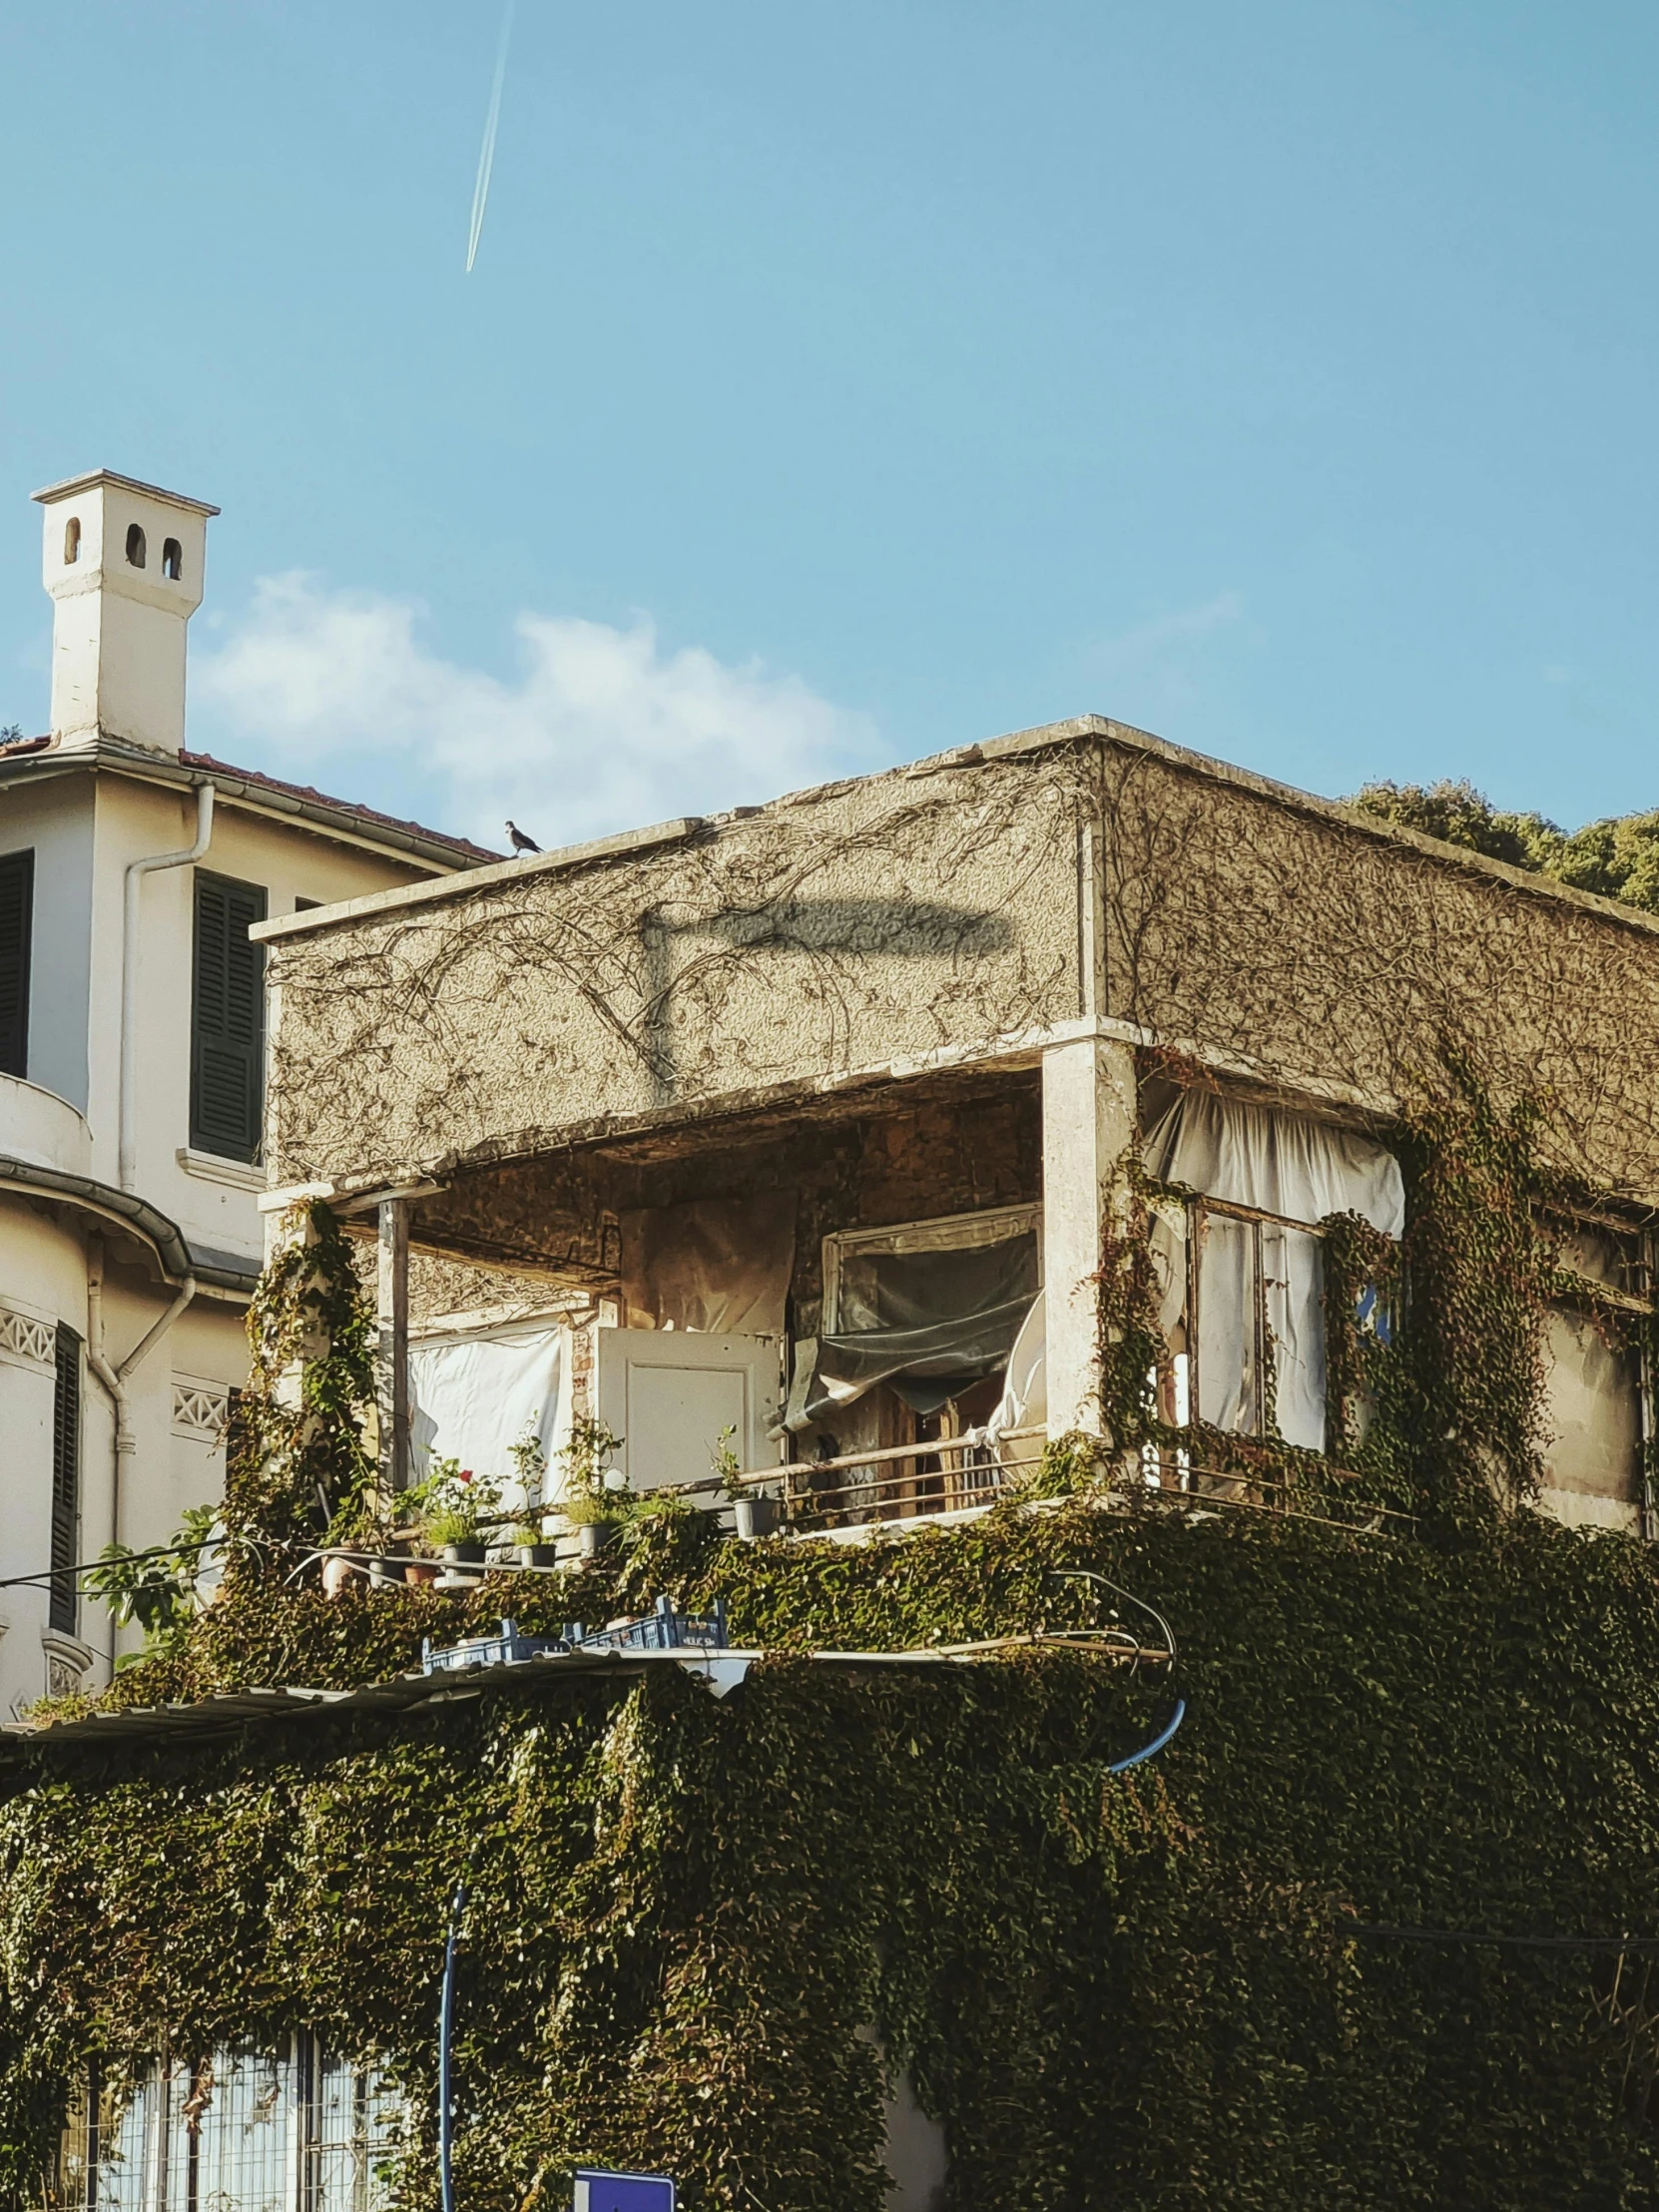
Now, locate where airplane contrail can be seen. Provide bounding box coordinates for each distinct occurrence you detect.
[465,0,516,274]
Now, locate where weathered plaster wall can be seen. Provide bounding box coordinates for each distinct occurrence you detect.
[264,718,1659,1216]
[1100,742,1659,1197]
[262,750,1087,1187]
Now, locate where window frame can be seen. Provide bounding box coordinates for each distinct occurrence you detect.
[1165,1191,1339,1450]
[1543,1209,1657,1540]
[820,1203,1041,1336]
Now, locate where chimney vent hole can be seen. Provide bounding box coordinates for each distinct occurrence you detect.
[162,537,182,581]
[125,524,147,569]
[63,518,81,565]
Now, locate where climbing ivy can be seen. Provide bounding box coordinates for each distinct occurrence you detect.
[223,1200,377,1549]
[7,1081,1659,2211]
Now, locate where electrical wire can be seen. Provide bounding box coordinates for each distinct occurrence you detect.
[1349,1926,1659,1955]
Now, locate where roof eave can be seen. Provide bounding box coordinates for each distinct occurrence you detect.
[0,741,487,875]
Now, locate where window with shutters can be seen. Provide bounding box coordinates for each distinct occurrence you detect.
[51,1324,81,1635]
[191,871,268,1162]
[0,847,33,1080]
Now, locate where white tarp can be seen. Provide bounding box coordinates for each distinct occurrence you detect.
[407,1326,567,1510]
[982,1293,1048,1447]
[1143,1091,1404,1453]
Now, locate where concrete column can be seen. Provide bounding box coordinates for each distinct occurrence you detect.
[1041,1034,1137,1435]
[376,1199,410,1496]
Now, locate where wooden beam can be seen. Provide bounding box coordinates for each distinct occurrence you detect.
[377,1197,410,1497]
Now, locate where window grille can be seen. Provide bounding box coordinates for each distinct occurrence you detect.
[51,1324,81,1634]
[54,2045,404,2212]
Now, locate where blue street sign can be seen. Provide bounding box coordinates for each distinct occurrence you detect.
[572,2170,676,2212]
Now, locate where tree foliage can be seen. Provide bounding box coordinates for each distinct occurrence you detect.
[1350,776,1659,918]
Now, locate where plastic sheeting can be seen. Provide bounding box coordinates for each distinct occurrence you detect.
[981,1293,1048,1445]
[786,1223,1040,1431]
[1143,1091,1404,1454]
[407,1326,567,1508]
[621,1193,796,1337]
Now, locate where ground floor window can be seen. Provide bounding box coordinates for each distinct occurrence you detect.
[1542,1219,1655,1536]
[54,2042,403,2212]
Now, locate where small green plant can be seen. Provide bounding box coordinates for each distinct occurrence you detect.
[711,1422,743,1499]
[509,1523,546,1549]
[83,1505,222,1663]
[556,1414,632,1525]
[507,1421,548,1509]
[396,1456,502,1547]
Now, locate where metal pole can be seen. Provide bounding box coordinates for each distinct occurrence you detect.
[377,1199,410,1501]
[438,1866,466,2212]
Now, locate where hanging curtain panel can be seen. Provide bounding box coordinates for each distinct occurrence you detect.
[1540,1306,1645,1531]
[407,1325,567,1504]
[1143,1090,1403,1454]
[785,1211,1040,1432]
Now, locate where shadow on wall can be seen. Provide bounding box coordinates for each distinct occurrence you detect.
[640,898,1019,1099]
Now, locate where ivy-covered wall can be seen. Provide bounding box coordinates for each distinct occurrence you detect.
[6,1065,1659,2212]
[7,1504,1659,2212]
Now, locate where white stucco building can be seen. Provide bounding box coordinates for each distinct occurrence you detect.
[0,469,491,1713]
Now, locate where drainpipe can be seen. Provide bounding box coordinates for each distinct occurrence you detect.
[120,782,214,1193]
[86,1237,197,1667]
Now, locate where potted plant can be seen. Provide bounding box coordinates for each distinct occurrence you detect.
[506,1423,558,1564]
[714,1422,776,1539]
[556,1415,632,1555]
[400,1457,502,1566]
[511,1523,559,1568]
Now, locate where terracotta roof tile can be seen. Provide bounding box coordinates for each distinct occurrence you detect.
[179,751,498,864]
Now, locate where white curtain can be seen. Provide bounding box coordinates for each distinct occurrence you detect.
[1541,1306,1642,1516]
[407,1326,568,1510]
[1143,1092,1403,1452]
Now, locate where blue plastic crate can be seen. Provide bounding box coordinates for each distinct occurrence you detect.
[421,1619,567,1675]
[568,1595,729,1655]
[572,2172,675,2212]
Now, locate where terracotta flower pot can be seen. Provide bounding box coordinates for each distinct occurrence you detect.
[404,1560,441,1587]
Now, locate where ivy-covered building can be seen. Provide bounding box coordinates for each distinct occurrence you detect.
[7,715,1659,2212]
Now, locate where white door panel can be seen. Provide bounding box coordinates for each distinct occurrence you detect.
[595,1332,779,1500]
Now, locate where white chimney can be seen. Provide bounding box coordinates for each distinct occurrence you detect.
[32,469,220,756]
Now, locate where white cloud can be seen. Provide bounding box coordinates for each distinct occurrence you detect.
[194,574,881,849]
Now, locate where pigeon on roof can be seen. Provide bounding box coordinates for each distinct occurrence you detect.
[505,820,541,854]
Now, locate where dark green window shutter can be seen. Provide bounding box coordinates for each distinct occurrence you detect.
[0,848,34,1080]
[51,1325,80,1635]
[191,870,268,1161]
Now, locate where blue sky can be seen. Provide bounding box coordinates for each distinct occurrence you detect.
[3,1,1657,849]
